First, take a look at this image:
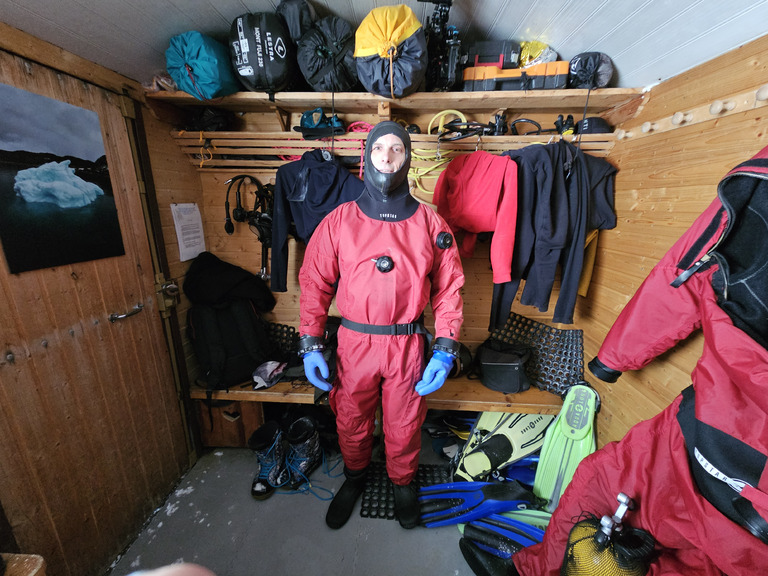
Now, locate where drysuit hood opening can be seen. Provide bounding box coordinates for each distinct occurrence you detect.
[364,121,412,202]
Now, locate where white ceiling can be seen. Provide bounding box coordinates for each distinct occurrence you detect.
[2,0,768,90]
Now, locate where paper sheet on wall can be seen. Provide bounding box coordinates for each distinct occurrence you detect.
[171,203,205,262]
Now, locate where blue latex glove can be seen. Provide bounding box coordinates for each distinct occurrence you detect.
[415,350,453,396]
[302,350,332,391]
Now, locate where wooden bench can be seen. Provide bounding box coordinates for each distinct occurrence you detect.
[1,554,46,576]
[190,377,563,414]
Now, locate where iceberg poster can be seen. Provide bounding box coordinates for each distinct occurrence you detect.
[0,82,125,274]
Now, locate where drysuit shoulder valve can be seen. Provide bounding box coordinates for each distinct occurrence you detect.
[436,231,454,249]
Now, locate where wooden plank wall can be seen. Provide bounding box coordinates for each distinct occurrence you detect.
[576,34,768,446]
[182,127,611,342]
[145,35,768,451]
[140,110,207,385]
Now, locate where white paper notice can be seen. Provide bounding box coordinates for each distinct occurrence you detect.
[171,203,205,262]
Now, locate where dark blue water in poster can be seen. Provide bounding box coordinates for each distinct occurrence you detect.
[0,159,125,274]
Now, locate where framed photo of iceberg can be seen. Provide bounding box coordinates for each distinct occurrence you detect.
[0,82,125,274]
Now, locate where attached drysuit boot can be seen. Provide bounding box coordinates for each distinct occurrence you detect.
[326,465,368,529]
[248,421,289,500]
[286,416,322,489]
[392,482,420,529]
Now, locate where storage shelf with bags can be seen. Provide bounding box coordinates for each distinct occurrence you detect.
[145,87,643,116]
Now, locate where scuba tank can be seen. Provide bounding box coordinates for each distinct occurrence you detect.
[561,493,656,576]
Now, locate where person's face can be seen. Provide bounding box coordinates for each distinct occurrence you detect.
[370,133,406,173]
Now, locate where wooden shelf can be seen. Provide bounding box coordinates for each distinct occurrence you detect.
[190,379,563,415]
[146,87,643,116]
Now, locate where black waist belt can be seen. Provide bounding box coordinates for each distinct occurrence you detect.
[340,317,427,336]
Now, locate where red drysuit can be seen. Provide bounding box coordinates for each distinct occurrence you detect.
[299,200,464,484]
[514,146,768,575]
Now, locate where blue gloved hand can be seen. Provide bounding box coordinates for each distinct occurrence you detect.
[302,350,332,391]
[415,350,454,396]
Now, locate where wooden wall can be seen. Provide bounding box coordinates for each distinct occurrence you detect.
[163,33,768,452]
[575,35,768,445]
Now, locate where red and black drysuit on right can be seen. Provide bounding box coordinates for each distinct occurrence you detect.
[513,146,768,575]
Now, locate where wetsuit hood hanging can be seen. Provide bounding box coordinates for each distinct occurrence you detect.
[363,121,412,202]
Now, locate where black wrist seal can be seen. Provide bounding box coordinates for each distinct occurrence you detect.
[297,334,325,357]
[432,337,460,358]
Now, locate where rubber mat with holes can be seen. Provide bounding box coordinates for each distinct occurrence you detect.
[360,460,451,520]
[490,312,584,396]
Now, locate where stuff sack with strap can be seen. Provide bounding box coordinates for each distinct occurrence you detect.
[165,31,240,100]
[187,299,281,391]
[230,12,297,98]
[568,52,614,89]
[276,0,317,44]
[297,16,359,92]
[354,5,428,99]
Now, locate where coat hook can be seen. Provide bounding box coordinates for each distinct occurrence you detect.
[671,111,693,125]
[709,100,735,115]
[616,129,634,140]
[756,84,768,102]
[641,122,657,133]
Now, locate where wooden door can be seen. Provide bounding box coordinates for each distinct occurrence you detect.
[0,52,190,575]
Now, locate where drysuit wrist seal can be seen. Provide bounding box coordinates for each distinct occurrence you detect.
[432,337,460,359]
[297,335,325,357]
[588,356,622,383]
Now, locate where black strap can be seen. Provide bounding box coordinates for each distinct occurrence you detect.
[340,317,427,336]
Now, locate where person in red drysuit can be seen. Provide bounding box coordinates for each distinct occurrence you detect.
[512,146,768,575]
[298,121,465,530]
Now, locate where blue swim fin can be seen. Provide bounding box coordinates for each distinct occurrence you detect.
[419,480,544,528]
[496,454,540,487]
[533,383,599,512]
[460,513,546,558]
[459,537,519,576]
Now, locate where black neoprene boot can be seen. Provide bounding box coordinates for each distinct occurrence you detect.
[392,481,420,529]
[326,466,367,529]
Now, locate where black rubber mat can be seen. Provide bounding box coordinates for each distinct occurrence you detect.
[490,312,584,396]
[360,460,451,520]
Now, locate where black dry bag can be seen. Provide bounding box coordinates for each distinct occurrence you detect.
[230,12,297,98]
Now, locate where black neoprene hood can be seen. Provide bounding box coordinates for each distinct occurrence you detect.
[364,121,412,202]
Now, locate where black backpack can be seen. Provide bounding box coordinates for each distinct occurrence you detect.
[187,298,280,392]
[183,252,280,396]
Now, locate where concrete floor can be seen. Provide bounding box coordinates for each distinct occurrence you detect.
[105,414,476,576]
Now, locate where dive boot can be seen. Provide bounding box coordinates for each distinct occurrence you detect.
[286,416,322,489]
[248,421,289,500]
[326,466,367,529]
[393,482,420,529]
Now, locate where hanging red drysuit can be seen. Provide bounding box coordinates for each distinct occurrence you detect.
[299,123,464,485]
[513,146,768,575]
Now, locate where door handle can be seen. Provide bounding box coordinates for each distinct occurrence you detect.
[109,303,144,323]
[160,281,180,297]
